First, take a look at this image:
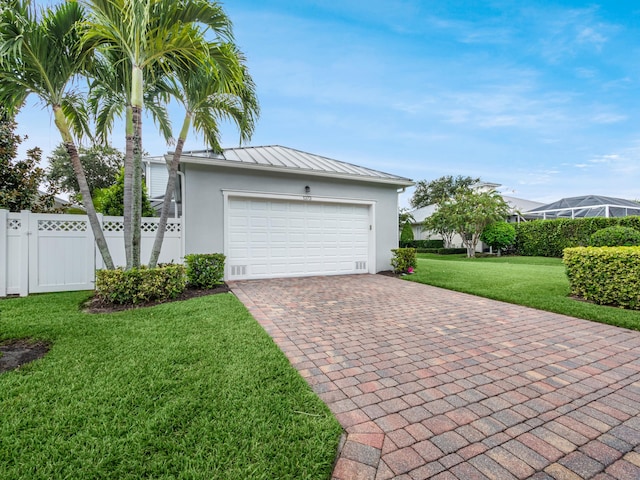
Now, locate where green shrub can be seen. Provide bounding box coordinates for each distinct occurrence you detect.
[563,246,640,309]
[416,248,440,254]
[481,221,516,253]
[437,248,467,255]
[515,216,640,257]
[95,264,186,305]
[589,226,640,247]
[391,248,417,274]
[416,239,444,249]
[399,222,414,247]
[185,253,225,288]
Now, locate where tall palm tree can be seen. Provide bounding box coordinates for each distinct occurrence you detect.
[0,0,115,269]
[82,0,233,269]
[147,43,259,268]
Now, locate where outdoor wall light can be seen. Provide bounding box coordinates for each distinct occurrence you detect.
[304,185,311,193]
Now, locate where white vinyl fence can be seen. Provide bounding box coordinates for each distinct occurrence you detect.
[0,209,183,297]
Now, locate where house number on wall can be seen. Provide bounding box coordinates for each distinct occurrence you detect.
[302,195,312,201]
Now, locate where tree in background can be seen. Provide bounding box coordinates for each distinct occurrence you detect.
[423,207,457,248]
[94,169,155,217]
[480,221,516,256]
[442,190,511,257]
[410,175,479,209]
[47,143,124,202]
[0,109,57,212]
[400,221,414,247]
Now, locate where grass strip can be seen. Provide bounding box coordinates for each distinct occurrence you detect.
[0,291,341,480]
[409,254,640,331]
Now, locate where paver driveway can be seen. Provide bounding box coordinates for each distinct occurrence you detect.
[230,274,640,480]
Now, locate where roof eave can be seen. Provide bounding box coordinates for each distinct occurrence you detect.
[177,155,414,187]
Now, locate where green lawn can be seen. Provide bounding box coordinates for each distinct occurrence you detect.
[0,292,341,480]
[409,254,640,331]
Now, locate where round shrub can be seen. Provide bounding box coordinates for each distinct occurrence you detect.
[589,226,640,247]
[481,221,516,253]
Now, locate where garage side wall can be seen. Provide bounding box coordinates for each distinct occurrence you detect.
[182,164,400,273]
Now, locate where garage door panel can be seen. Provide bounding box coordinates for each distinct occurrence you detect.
[227,197,370,280]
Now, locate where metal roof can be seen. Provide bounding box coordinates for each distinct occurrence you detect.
[525,195,640,219]
[176,145,414,186]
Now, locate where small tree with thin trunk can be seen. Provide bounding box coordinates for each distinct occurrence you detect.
[442,190,511,257]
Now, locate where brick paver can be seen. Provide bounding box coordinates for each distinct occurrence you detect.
[230,274,640,479]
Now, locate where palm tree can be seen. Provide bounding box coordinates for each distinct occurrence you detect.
[82,0,233,269]
[147,43,259,268]
[0,0,115,269]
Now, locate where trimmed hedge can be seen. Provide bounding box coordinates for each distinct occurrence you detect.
[416,247,467,255]
[95,264,187,305]
[563,246,640,309]
[589,226,640,247]
[185,253,226,288]
[391,248,417,274]
[515,216,640,257]
[401,239,445,249]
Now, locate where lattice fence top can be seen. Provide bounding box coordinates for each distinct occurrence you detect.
[103,220,181,233]
[38,219,87,232]
[8,219,21,230]
[103,221,124,232]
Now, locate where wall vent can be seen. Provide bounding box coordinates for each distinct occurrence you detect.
[230,265,247,276]
[355,261,367,270]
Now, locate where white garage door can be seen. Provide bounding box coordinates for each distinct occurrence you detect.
[226,197,371,280]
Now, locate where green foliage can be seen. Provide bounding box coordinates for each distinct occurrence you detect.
[515,216,640,257]
[436,247,468,255]
[0,110,58,212]
[405,239,445,249]
[185,253,225,288]
[564,247,640,309]
[390,248,417,274]
[423,207,457,248]
[410,175,480,209]
[399,221,414,247]
[95,264,186,304]
[589,226,640,247]
[94,169,155,217]
[481,221,516,253]
[440,190,511,257]
[46,143,124,201]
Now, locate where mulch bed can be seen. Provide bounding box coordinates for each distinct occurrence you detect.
[0,339,51,374]
[84,283,231,314]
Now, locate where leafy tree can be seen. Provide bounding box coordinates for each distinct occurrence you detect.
[480,221,516,255]
[84,0,235,270]
[441,190,511,257]
[0,0,115,268]
[0,110,58,212]
[410,175,480,209]
[94,169,155,217]
[147,43,259,268]
[423,207,457,248]
[47,143,124,201]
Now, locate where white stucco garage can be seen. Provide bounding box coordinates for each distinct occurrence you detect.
[146,145,413,280]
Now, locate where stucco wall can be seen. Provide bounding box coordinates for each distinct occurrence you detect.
[181,163,401,272]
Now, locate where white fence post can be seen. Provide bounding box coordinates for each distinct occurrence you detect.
[0,209,7,297]
[19,210,30,297]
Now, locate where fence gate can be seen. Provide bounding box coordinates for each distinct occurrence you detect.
[28,213,96,294]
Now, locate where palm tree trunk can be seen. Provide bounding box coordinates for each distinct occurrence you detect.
[124,105,134,270]
[54,106,115,270]
[131,64,143,268]
[148,113,191,268]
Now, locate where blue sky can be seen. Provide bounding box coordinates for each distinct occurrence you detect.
[15,1,640,207]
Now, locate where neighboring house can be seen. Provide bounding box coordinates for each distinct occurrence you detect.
[523,195,640,219]
[145,145,413,280]
[409,186,543,251]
